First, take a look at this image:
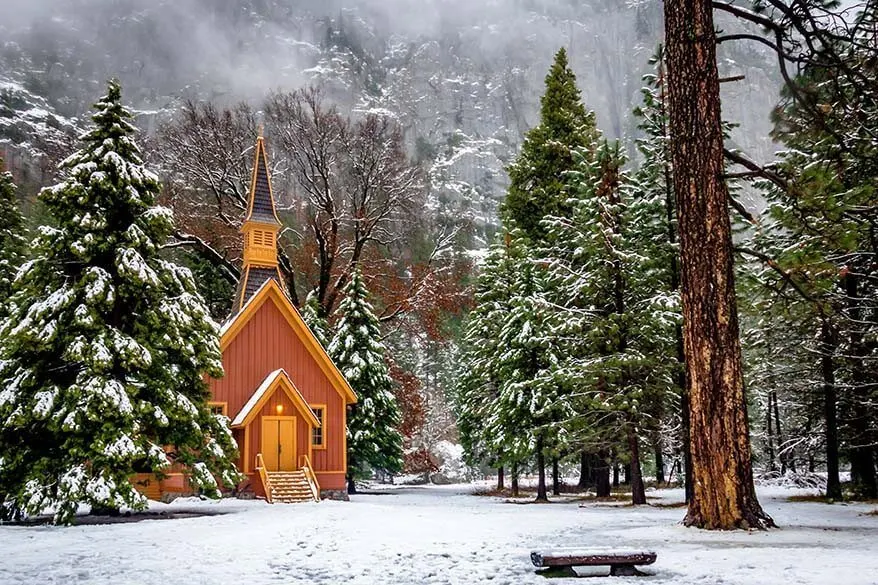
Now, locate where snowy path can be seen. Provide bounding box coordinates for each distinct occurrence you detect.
[0,484,876,584]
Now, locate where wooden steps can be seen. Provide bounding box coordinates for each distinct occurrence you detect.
[267,470,318,503]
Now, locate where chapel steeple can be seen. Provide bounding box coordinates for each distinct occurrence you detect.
[231,131,285,314]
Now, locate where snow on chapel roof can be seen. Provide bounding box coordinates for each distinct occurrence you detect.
[231,368,320,428]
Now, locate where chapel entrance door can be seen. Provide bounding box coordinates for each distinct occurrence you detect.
[261,417,296,471]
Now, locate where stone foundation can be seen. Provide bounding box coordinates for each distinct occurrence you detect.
[320,489,349,501]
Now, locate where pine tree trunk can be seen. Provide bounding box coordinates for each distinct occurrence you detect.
[680,344,694,503]
[820,319,842,500]
[772,390,789,474]
[623,462,631,486]
[552,457,560,496]
[512,464,519,497]
[664,0,773,529]
[536,436,548,502]
[578,451,591,489]
[766,391,776,472]
[497,466,505,491]
[628,424,647,505]
[654,443,665,485]
[612,462,620,488]
[347,476,357,494]
[595,450,611,497]
[660,61,692,504]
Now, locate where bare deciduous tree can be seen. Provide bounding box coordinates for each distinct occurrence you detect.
[152,87,460,320]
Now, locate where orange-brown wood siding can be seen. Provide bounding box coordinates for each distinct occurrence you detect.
[232,429,245,471]
[315,472,346,490]
[211,299,347,475]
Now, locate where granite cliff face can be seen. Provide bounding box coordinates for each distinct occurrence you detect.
[0,0,778,237]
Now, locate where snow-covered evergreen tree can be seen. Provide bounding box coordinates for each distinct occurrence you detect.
[328,268,403,491]
[501,47,600,243]
[539,140,679,504]
[488,232,565,501]
[454,238,518,479]
[0,81,240,525]
[743,9,878,498]
[300,289,331,347]
[0,162,26,320]
[455,232,568,500]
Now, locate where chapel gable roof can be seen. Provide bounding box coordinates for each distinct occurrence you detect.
[220,278,358,405]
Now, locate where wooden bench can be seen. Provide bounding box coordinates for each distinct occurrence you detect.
[530,550,657,577]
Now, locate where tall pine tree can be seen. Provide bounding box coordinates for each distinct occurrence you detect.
[540,141,679,505]
[455,236,530,489]
[329,267,403,492]
[630,47,690,497]
[489,232,563,501]
[664,0,772,529]
[501,47,600,243]
[0,81,240,525]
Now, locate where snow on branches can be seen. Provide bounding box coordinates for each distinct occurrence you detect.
[0,81,240,525]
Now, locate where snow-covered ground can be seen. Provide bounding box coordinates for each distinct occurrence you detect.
[0,483,875,584]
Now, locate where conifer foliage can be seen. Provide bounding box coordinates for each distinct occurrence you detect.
[0,81,240,525]
[300,290,331,348]
[501,47,600,242]
[0,161,26,318]
[455,237,521,478]
[457,232,564,500]
[329,268,403,491]
[458,48,683,505]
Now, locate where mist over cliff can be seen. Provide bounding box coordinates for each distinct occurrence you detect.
[0,0,779,237]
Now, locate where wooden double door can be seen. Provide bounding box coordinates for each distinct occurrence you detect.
[261,416,297,471]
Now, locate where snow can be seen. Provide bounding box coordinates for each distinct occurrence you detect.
[230,368,286,427]
[0,484,875,584]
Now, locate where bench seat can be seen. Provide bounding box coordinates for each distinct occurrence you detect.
[531,549,657,577]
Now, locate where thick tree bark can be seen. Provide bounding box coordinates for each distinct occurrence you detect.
[820,320,842,500]
[536,436,548,502]
[511,464,520,497]
[659,58,692,504]
[595,450,611,497]
[347,476,357,494]
[628,425,647,505]
[552,457,560,496]
[680,340,694,502]
[578,452,591,489]
[497,466,505,491]
[664,0,773,529]
[612,462,620,488]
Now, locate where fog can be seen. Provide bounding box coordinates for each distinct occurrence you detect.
[0,0,781,224]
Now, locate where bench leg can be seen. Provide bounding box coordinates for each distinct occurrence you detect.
[609,565,647,577]
[536,566,579,578]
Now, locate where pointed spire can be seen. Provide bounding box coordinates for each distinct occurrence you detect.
[244,134,281,226]
[232,133,285,314]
